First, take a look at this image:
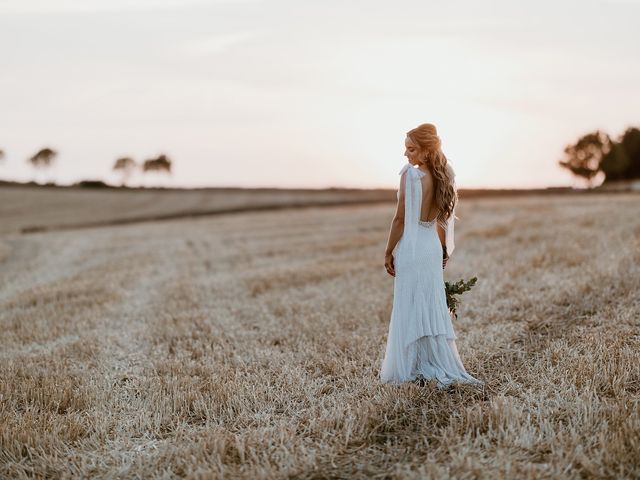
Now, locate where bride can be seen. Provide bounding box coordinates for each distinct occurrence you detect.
[380,123,484,389]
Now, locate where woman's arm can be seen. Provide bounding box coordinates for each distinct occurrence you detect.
[436,220,449,269]
[385,206,404,256]
[384,174,406,277]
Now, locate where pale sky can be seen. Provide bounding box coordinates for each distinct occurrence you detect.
[1,0,639,189]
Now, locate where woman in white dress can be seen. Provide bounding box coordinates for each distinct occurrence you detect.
[380,123,483,389]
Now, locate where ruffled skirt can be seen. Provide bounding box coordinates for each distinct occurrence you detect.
[379,220,484,389]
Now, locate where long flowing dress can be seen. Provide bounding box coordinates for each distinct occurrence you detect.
[379,162,483,389]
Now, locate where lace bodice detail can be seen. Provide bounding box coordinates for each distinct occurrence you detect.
[418,218,437,228]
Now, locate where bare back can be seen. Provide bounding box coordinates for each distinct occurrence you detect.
[418,169,438,222]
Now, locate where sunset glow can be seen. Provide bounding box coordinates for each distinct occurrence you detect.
[1,0,638,189]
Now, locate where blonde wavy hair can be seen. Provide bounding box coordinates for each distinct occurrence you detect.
[406,123,457,223]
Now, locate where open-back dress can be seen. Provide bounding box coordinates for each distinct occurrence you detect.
[379,162,483,389]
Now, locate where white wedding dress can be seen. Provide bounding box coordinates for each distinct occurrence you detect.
[379,163,483,389]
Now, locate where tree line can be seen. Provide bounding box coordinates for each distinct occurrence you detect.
[2,127,639,189]
[0,148,172,186]
[559,126,640,187]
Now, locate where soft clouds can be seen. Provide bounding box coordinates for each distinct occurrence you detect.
[0,0,256,14]
[180,31,260,56]
[0,0,638,188]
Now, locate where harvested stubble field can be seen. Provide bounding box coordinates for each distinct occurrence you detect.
[0,188,639,479]
[0,185,395,235]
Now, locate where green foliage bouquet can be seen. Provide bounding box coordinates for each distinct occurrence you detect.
[445,276,477,320]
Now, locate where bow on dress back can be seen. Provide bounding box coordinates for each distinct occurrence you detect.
[398,162,456,259]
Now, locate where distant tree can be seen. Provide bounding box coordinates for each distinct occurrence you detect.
[560,127,640,187]
[112,156,137,186]
[595,126,640,183]
[618,127,640,180]
[559,131,612,187]
[28,147,57,184]
[142,154,172,175]
[0,149,5,162]
[600,142,630,182]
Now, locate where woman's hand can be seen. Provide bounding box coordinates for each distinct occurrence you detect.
[443,255,449,269]
[385,253,395,277]
[442,245,449,270]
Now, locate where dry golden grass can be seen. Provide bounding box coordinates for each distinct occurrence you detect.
[0,185,394,235]
[0,190,639,479]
